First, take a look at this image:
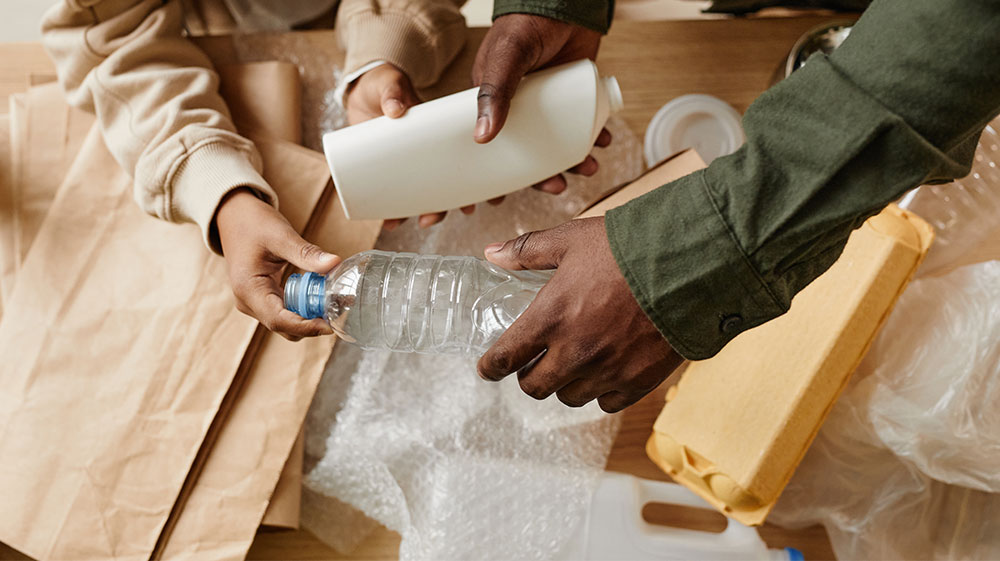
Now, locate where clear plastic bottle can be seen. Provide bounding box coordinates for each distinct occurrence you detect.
[284,250,552,354]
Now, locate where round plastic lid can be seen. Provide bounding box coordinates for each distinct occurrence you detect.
[643,94,745,168]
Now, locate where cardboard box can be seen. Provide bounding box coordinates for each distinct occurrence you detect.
[646,204,934,525]
[577,150,706,219]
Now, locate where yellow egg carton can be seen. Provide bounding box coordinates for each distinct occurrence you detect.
[647,205,934,525]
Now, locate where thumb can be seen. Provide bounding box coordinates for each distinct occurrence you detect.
[275,228,341,273]
[381,73,420,119]
[474,41,538,144]
[484,227,567,271]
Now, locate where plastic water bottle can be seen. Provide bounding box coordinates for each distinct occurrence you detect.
[283,250,551,354]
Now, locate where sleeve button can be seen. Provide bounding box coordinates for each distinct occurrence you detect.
[720,314,743,334]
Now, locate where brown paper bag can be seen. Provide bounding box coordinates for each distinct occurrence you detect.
[0,107,333,561]
[1,95,26,310]
[0,126,260,560]
[1,83,94,312]
[155,137,341,559]
[219,61,308,533]
[2,63,311,539]
[13,82,93,264]
[158,61,382,558]
[159,143,382,561]
[0,113,12,320]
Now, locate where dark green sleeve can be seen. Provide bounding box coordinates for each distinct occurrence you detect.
[492,0,614,33]
[605,0,1000,360]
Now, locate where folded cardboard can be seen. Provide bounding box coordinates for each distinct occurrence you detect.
[646,204,934,525]
[577,150,706,219]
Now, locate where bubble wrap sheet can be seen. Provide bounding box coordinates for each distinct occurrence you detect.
[302,116,644,559]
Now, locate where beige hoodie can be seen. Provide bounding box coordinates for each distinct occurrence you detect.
[41,0,466,252]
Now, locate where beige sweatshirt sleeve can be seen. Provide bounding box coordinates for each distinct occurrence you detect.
[41,0,277,253]
[336,0,467,88]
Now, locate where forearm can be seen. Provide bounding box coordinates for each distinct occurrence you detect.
[41,0,276,252]
[607,0,1000,359]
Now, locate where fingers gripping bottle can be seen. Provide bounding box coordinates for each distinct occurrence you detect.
[322,59,623,220]
[283,250,552,354]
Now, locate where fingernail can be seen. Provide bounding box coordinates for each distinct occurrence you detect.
[475,115,489,140]
[419,216,436,228]
[485,242,503,254]
[385,98,405,117]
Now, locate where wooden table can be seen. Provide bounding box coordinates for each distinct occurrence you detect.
[1,15,843,561]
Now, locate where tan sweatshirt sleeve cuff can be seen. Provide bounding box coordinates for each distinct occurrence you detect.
[341,10,465,88]
[170,142,278,254]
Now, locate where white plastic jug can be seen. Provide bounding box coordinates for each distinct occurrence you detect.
[555,472,802,561]
[322,59,623,220]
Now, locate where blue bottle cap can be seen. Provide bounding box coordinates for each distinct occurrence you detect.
[786,548,805,561]
[284,272,326,319]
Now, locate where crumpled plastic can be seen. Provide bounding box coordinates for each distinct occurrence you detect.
[301,115,644,559]
[769,260,1000,560]
[901,123,1000,277]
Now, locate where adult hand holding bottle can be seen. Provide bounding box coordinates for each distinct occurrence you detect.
[472,14,613,195]
[477,218,683,413]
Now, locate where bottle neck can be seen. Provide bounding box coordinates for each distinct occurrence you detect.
[284,272,327,319]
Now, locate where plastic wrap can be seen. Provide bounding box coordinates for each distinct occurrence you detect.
[302,115,644,559]
[770,260,1000,560]
[901,123,1000,277]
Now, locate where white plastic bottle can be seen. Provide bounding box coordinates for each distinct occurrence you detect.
[322,59,623,220]
[555,472,803,561]
[283,250,551,354]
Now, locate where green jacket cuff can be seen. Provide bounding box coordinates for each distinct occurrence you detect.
[605,170,787,360]
[492,0,614,33]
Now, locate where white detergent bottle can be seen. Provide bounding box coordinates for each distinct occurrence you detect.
[283,250,551,354]
[555,472,803,561]
[322,59,623,220]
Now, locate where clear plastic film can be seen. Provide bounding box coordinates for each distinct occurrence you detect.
[769,257,1000,559]
[301,115,644,559]
[901,123,1000,277]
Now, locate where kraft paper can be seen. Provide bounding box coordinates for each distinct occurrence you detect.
[0,60,353,560]
[0,114,11,320]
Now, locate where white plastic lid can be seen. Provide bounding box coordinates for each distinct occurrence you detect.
[643,94,745,168]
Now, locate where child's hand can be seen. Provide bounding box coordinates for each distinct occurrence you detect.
[215,188,338,340]
[345,63,421,125]
[343,63,473,230]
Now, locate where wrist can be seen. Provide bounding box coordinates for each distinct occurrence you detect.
[339,60,390,109]
[214,187,268,245]
[343,63,406,108]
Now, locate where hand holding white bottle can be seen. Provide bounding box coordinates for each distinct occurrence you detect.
[322,59,623,220]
